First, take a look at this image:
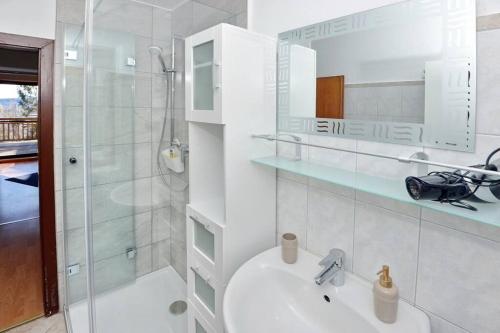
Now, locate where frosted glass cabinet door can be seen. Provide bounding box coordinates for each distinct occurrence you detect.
[186,25,222,124]
[194,41,214,110]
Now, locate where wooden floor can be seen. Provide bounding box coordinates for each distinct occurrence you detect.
[0,218,44,331]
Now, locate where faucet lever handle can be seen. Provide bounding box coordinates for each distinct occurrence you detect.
[318,248,345,267]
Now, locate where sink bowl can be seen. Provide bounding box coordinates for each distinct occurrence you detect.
[224,247,430,333]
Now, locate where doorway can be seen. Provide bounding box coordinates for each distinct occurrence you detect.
[0,33,57,331]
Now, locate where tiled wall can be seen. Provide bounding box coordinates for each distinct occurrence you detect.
[54,0,247,306]
[344,83,425,123]
[276,4,500,333]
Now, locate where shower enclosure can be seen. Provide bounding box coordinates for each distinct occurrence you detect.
[58,0,247,332]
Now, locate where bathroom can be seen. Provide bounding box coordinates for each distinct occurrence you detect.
[0,0,498,332]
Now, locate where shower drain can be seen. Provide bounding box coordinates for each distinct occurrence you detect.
[169,300,187,315]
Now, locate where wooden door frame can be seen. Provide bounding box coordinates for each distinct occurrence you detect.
[0,32,58,316]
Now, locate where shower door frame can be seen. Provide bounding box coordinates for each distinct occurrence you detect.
[0,32,58,316]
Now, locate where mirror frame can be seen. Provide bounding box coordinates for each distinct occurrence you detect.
[277,0,476,152]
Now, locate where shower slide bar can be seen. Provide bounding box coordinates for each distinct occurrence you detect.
[252,134,500,178]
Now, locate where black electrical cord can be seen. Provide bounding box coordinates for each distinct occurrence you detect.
[485,147,500,167]
[419,147,500,210]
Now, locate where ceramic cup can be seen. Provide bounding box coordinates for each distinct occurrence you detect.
[281,233,298,264]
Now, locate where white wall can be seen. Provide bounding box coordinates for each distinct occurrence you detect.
[0,0,56,39]
[248,0,401,37]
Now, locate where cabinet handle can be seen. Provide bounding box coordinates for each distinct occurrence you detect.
[189,215,211,231]
[213,62,221,89]
[190,266,211,284]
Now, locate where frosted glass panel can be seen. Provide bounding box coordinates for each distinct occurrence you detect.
[194,219,215,261]
[195,320,208,333]
[194,271,215,314]
[193,41,214,110]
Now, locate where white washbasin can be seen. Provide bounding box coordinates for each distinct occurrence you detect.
[224,247,430,333]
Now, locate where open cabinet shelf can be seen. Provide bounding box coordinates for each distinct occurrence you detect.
[252,156,500,227]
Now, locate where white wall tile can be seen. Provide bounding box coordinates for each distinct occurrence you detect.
[64,187,84,230]
[152,239,171,270]
[357,141,423,179]
[134,36,153,74]
[152,206,171,242]
[355,191,420,218]
[63,67,84,107]
[192,1,233,34]
[421,209,500,243]
[153,8,172,42]
[476,29,500,136]
[135,73,153,108]
[308,135,356,172]
[233,11,247,28]
[353,202,420,302]
[134,107,153,144]
[63,106,83,147]
[136,245,152,277]
[152,74,167,109]
[307,187,355,269]
[416,222,500,333]
[424,311,471,333]
[93,2,153,38]
[309,178,355,199]
[135,212,152,248]
[134,142,152,179]
[173,1,194,38]
[277,169,309,184]
[152,175,171,209]
[195,0,246,15]
[277,178,308,246]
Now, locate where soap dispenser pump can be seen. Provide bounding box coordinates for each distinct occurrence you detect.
[373,265,399,323]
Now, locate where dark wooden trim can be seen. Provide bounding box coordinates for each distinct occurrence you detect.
[0,32,59,316]
[0,32,52,49]
[0,156,38,163]
[0,72,38,84]
[37,41,58,316]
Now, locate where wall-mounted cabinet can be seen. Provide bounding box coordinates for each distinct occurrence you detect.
[185,24,277,332]
[186,27,222,123]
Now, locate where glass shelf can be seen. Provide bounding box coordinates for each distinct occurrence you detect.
[252,156,500,228]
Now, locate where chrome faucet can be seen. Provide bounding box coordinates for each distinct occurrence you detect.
[277,133,302,161]
[314,248,345,286]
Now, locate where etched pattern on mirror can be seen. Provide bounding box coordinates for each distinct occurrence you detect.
[278,0,476,151]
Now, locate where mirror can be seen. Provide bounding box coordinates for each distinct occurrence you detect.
[278,0,476,152]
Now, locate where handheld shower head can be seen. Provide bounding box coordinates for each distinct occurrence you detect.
[148,46,168,73]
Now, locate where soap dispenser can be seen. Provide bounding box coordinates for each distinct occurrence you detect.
[373,265,399,323]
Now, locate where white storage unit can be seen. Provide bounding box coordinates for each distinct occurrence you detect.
[185,24,277,332]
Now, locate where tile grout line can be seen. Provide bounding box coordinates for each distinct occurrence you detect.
[413,207,422,305]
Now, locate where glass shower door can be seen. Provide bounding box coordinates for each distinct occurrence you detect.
[86,7,139,333]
